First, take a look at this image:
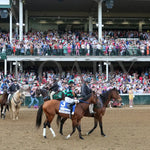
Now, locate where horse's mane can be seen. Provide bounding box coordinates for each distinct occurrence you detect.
[13,90,20,98]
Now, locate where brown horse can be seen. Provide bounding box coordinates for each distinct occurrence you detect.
[36,92,97,140]
[58,88,122,137]
[0,90,9,119]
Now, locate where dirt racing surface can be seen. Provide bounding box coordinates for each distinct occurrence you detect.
[0,106,150,150]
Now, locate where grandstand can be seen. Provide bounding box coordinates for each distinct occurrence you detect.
[0,0,150,77]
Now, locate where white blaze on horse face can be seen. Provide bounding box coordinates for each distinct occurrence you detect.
[49,127,56,137]
[43,128,46,137]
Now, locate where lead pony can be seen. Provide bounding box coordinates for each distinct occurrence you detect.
[36,92,97,140]
[10,89,26,120]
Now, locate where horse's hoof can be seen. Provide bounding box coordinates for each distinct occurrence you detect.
[101,134,106,137]
[80,136,84,140]
[44,136,47,139]
[86,132,89,136]
[60,133,63,136]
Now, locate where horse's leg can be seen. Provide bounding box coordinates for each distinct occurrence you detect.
[60,118,67,135]
[87,118,98,135]
[43,112,56,138]
[76,120,84,140]
[1,105,3,118]
[1,105,6,119]
[16,107,20,120]
[66,119,77,140]
[43,120,48,138]
[3,105,7,119]
[11,105,16,120]
[99,117,106,136]
[47,120,56,138]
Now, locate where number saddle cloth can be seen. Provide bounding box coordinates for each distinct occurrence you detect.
[59,100,76,115]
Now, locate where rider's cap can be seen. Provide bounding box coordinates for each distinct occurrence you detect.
[68,80,74,84]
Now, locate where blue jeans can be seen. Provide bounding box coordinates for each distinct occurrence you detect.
[28,96,39,108]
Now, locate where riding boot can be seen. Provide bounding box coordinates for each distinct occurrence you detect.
[89,104,95,114]
[69,102,75,119]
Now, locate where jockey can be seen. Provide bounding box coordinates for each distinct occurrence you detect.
[64,80,79,118]
[6,79,20,104]
[49,78,59,99]
[81,78,94,114]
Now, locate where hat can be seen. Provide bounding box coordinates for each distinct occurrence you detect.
[68,80,74,84]
[85,78,91,83]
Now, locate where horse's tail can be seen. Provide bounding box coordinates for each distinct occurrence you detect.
[36,104,43,128]
[56,115,61,127]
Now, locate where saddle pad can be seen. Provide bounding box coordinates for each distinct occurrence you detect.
[59,100,76,115]
[53,91,63,100]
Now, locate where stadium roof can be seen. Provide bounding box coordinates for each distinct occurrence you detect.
[23,0,150,18]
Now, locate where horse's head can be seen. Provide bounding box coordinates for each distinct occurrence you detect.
[19,89,26,102]
[35,88,41,97]
[111,88,122,102]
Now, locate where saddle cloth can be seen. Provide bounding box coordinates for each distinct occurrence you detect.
[59,100,76,115]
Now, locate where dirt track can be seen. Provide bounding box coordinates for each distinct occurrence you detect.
[0,106,150,150]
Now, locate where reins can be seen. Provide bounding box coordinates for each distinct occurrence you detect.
[79,99,90,104]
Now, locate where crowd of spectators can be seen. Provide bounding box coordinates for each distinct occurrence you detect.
[0,70,150,95]
[0,30,150,56]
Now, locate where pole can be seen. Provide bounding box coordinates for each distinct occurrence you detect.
[106,63,108,81]
[15,60,18,79]
[10,62,12,74]
[89,16,93,33]
[104,62,110,82]
[4,59,7,77]
[25,10,28,33]
[98,0,103,41]
[19,0,23,41]
[9,10,12,43]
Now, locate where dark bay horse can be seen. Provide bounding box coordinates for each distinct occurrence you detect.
[36,88,50,101]
[36,87,65,101]
[36,92,97,140]
[0,90,9,119]
[58,88,122,137]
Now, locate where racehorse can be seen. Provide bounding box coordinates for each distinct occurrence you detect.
[10,89,26,120]
[57,88,122,137]
[36,92,98,140]
[0,90,9,119]
[36,88,65,101]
